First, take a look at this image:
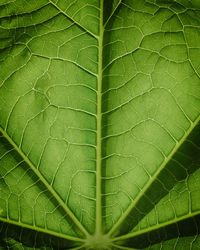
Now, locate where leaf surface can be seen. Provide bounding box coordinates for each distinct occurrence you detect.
[0,0,200,249]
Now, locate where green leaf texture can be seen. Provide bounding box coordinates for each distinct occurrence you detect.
[1,0,200,249]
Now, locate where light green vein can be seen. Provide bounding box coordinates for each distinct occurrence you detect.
[104,0,122,27]
[0,126,89,238]
[0,217,84,243]
[107,114,200,237]
[49,0,99,40]
[95,0,104,237]
[112,210,200,242]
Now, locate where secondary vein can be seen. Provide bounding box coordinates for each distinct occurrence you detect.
[0,126,89,238]
[112,210,200,242]
[0,217,84,243]
[49,0,99,40]
[107,114,200,237]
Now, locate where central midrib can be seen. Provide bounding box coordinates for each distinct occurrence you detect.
[96,0,104,237]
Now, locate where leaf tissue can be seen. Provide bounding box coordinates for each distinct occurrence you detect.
[1,0,200,249]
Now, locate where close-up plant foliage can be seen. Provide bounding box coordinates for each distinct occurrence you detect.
[0,0,200,249]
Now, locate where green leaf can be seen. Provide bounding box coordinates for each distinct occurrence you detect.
[0,0,200,249]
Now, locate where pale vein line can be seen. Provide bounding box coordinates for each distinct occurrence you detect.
[112,210,200,242]
[0,217,84,243]
[0,126,90,238]
[95,0,103,237]
[104,0,122,28]
[49,0,99,40]
[31,54,98,78]
[107,114,200,237]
